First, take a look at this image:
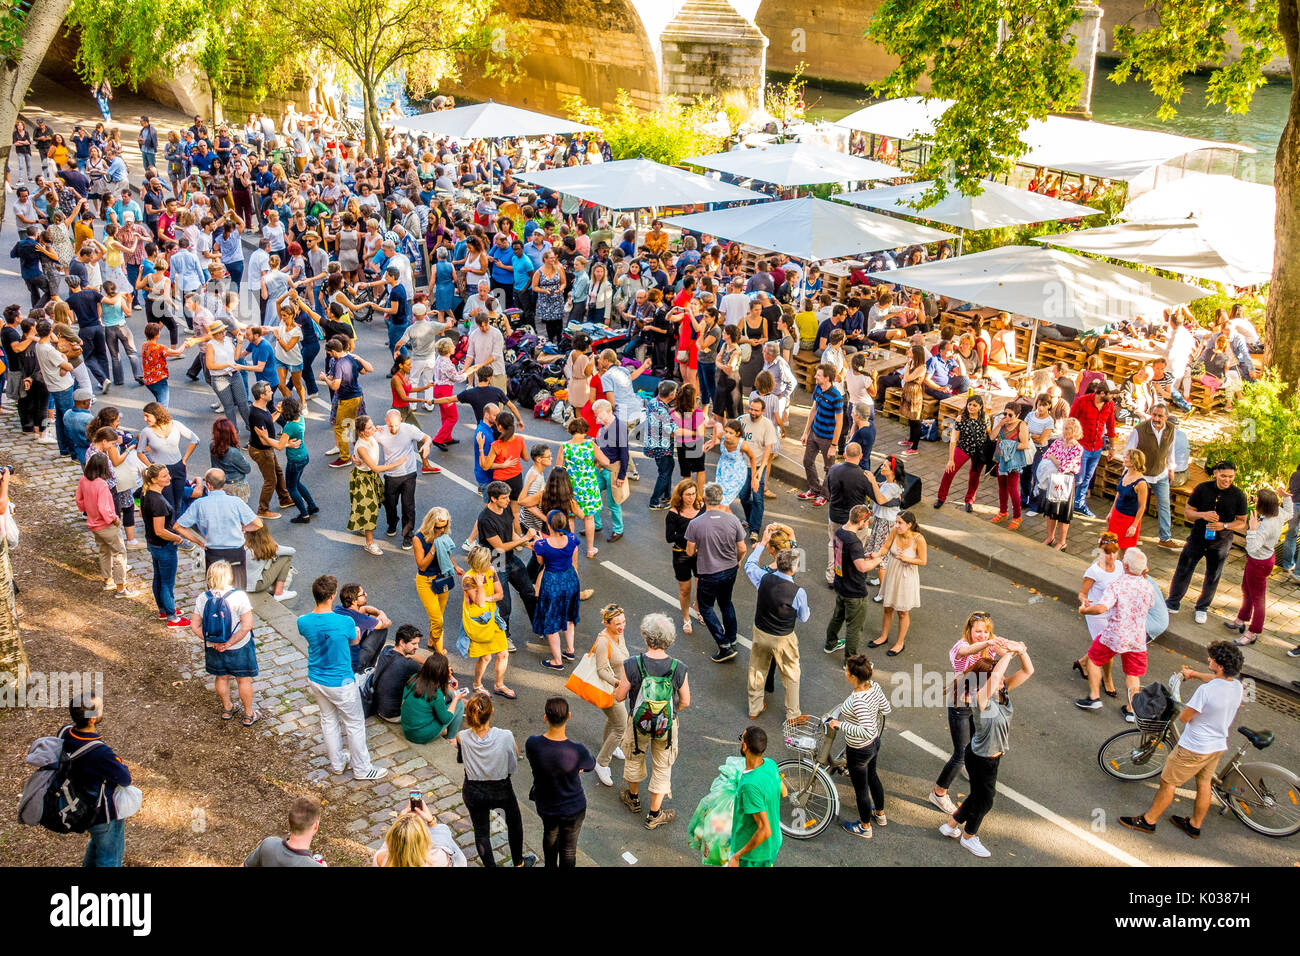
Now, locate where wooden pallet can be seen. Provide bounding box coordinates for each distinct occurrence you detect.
[792,350,820,392]
[880,386,940,423]
[1035,339,1086,371]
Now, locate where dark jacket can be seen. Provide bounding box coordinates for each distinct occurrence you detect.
[60,725,132,825]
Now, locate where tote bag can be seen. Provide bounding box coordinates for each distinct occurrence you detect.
[564,638,616,709]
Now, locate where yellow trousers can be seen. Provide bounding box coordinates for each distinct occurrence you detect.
[416,574,449,652]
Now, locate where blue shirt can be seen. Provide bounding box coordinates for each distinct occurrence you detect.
[386,283,411,326]
[298,611,357,687]
[473,421,495,486]
[488,243,514,284]
[523,240,550,269]
[744,548,811,621]
[512,254,533,292]
[334,605,379,672]
[215,231,243,264]
[247,338,277,384]
[809,385,844,441]
[175,488,257,549]
[925,353,951,388]
[169,250,205,293]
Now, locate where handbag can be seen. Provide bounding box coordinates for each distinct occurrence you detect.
[675,348,689,363]
[611,474,631,504]
[0,502,17,548]
[1197,372,1222,393]
[1046,472,1075,504]
[564,638,616,709]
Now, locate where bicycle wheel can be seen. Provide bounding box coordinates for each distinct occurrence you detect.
[1219,762,1300,837]
[776,757,839,839]
[1098,728,1172,780]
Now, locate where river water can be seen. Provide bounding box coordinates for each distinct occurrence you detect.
[796,70,1287,183]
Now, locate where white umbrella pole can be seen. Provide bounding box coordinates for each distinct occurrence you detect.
[956,227,964,256]
[1026,318,1040,379]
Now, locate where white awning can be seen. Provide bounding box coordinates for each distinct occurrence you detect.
[662,197,951,262]
[836,97,1253,183]
[1122,173,1275,227]
[869,245,1211,331]
[515,159,767,210]
[1034,220,1272,287]
[839,179,1099,230]
[684,142,902,187]
[389,101,596,139]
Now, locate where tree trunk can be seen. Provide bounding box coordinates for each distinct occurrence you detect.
[0,0,75,223]
[360,83,375,157]
[369,99,387,163]
[1269,1,1300,390]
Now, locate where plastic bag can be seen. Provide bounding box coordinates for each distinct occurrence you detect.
[687,755,746,866]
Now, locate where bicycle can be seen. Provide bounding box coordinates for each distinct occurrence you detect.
[776,713,848,839]
[1097,674,1300,837]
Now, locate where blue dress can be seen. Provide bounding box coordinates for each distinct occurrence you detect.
[715,443,749,506]
[531,533,581,636]
[434,260,459,312]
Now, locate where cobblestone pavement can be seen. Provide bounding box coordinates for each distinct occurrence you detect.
[1,415,534,866]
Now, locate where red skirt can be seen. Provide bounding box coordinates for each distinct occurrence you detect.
[1107,507,1142,550]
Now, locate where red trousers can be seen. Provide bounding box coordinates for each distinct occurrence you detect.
[433,383,457,443]
[1236,554,1274,636]
[936,448,981,504]
[997,472,1021,518]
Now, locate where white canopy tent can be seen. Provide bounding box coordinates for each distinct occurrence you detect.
[1121,173,1275,226]
[870,245,1211,366]
[684,141,902,187]
[839,178,1100,252]
[389,101,596,139]
[836,97,1254,184]
[661,197,952,262]
[1032,220,1273,287]
[515,158,768,210]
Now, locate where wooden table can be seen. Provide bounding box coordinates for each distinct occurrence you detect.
[821,260,864,301]
[889,330,941,355]
[1100,344,1164,380]
[858,349,907,376]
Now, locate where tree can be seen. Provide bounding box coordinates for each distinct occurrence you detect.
[564,91,725,167]
[0,0,75,225]
[867,0,1299,389]
[281,0,521,160]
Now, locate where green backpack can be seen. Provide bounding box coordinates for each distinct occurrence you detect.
[630,655,678,753]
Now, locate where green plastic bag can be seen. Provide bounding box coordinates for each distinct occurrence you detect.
[687,755,746,866]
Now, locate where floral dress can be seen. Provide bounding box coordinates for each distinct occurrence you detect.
[714,442,749,506]
[562,438,602,515]
[534,268,565,327]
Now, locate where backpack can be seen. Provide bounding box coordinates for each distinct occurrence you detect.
[359,645,398,719]
[19,729,105,834]
[630,656,678,754]
[200,590,233,644]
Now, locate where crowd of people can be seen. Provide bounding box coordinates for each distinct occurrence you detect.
[9,97,1294,870]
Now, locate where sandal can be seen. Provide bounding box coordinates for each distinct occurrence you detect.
[682,618,693,634]
[1235,634,1259,646]
[1104,687,1119,698]
[241,710,261,727]
[587,548,599,559]
[473,685,489,696]
[220,706,238,721]
[493,686,517,700]
[1007,518,1022,531]
[1071,660,1086,680]
[991,512,1007,524]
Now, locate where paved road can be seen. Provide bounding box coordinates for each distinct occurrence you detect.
[5,207,1298,868]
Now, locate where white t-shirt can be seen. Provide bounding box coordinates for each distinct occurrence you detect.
[375,422,428,478]
[194,587,254,651]
[1083,559,1123,639]
[720,292,750,325]
[1179,678,1244,755]
[272,324,303,366]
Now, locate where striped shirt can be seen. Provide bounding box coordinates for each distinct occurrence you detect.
[835,683,891,748]
[809,385,844,441]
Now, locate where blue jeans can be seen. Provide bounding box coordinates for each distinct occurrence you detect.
[697,360,716,407]
[225,258,244,289]
[285,459,317,515]
[387,320,410,355]
[301,335,320,396]
[1074,448,1104,509]
[146,379,169,406]
[1148,474,1172,542]
[51,386,75,456]
[148,541,178,617]
[141,149,156,173]
[1281,508,1299,573]
[738,471,765,534]
[696,566,738,650]
[594,468,623,535]
[649,454,675,507]
[84,819,125,867]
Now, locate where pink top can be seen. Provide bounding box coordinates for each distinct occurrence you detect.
[75,476,117,530]
[1044,438,1082,475]
[1097,574,1155,654]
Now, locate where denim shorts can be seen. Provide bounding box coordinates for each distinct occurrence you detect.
[205,640,259,677]
[281,362,303,374]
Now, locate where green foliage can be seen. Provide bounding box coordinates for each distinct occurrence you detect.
[765,63,808,125]
[67,0,213,86]
[563,91,725,167]
[0,1,28,63]
[866,0,1083,208]
[1203,371,1300,489]
[1186,288,1267,331]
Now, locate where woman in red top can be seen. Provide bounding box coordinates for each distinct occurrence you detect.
[390,354,432,426]
[482,410,528,505]
[675,305,702,391]
[141,321,185,407]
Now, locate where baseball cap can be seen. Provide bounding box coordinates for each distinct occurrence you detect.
[73,387,93,402]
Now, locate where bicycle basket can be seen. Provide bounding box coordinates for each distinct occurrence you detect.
[782,715,826,756]
[1136,715,1173,736]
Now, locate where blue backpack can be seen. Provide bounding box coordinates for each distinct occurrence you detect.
[201,590,233,643]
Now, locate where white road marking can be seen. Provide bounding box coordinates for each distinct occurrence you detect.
[433,466,482,495]
[600,559,751,649]
[897,729,1150,868]
[621,851,638,865]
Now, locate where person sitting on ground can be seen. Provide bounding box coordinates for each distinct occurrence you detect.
[372,624,424,723]
[401,650,469,745]
[334,581,392,674]
[243,796,325,867]
[244,523,295,600]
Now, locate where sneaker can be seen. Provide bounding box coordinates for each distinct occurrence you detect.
[841,820,872,839]
[1119,814,1156,834]
[327,458,351,468]
[929,791,958,815]
[273,590,297,602]
[401,540,413,551]
[101,381,110,395]
[125,539,146,551]
[1121,706,1136,723]
[897,439,912,446]
[1157,538,1181,551]
[613,746,625,760]
[648,500,670,511]
[421,464,441,474]
[960,834,991,858]
[939,822,961,839]
[364,543,383,556]
[823,638,845,654]
[594,763,613,787]
[812,496,828,507]
[1075,697,1103,710]
[711,645,738,663]
[1075,506,1097,519]
[166,615,192,628]
[352,767,389,781]
[506,639,517,653]
[872,593,883,603]
[103,580,119,591]
[330,751,351,774]
[326,446,340,456]
[1193,610,1208,624]
[867,577,880,587]
[1024,509,1041,518]
[290,514,311,524]
[114,587,140,598]
[385,528,398,537]
[620,788,641,814]
[257,511,281,520]
[1287,645,1300,659]
[36,430,56,444]
[1170,815,1201,839]
[796,490,817,500]
[903,449,918,456]
[644,808,676,830]
[462,537,475,552]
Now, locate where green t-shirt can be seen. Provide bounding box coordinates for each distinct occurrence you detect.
[283,419,308,463]
[730,758,783,866]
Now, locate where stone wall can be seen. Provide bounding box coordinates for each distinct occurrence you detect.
[454,0,663,116]
[756,0,899,88]
[1098,0,1290,75]
[661,0,767,105]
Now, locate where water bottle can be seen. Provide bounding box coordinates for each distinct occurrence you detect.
[1204,525,1216,541]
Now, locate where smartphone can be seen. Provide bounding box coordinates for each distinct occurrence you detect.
[409,790,423,811]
